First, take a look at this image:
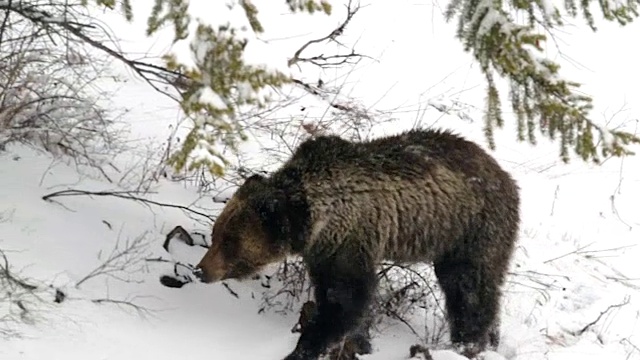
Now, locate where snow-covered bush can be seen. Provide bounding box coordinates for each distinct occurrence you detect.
[0,1,127,178]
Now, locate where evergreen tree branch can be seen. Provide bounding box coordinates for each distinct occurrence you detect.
[445,0,640,163]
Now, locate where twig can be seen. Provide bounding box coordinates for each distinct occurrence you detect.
[550,185,559,216]
[0,249,38,291]
[543,241,596,264]
[620,338,640,359]
[0,248,46,338]
[92,297,154,318]
[42,188,214,220]
[287,0,366,68]
[385,306,422,339]
[145,257,174,264]
[75,231,150,288]
[0,1,186,101]
[222,282,239,298]
[575,297,630,336]
[291,78,359,114]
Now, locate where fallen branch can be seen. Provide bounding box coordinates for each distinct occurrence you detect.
[222,282,239,298]
[42,189,215,221]
[145,257,173,264]
[92,296,155,318]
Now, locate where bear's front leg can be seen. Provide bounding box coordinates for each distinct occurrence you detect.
[284,258,376,360]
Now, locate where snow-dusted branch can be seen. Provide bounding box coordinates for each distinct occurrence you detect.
[0,0,135,182]
[291,78,363,115]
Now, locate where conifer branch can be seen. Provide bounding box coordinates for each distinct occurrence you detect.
[445,0,640,163]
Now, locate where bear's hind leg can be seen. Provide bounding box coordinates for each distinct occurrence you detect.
[433,255,503,358]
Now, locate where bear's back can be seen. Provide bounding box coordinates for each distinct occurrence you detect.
[286,128,509,184]
[272,128,518,262]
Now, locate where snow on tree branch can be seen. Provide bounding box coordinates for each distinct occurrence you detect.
[8,0,635,175]
[445,0,640,163]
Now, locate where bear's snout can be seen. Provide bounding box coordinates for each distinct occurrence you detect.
[194,264,220,283]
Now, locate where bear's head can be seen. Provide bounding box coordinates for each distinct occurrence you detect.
[194,174,290,283]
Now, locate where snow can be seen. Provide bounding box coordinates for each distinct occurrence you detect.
[197,87,229,110]
[2,0,640,360]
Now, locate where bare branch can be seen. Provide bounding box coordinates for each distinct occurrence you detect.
[91,296,156,319]
[0,1,134,182]
[41,189,215,221]
[75,231,151,288]
[574,297,631,336]
[287,0,369,68]
[0,249,38,291]
[0,247,49,338]
[0,1,186,101]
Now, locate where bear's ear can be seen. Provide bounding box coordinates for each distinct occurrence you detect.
[237,174,267,197]
[244,173,266,184]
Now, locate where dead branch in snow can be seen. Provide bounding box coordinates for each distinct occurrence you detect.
[91,295,157,319]
[0,247,48,338]
[1,250,38,292]
[41,188,215,221]
[574,296,631,336]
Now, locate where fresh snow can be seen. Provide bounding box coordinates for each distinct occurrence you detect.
[197,85,229,109]
[1,1,640,360]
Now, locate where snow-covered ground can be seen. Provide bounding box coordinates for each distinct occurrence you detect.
[1,1,640,359]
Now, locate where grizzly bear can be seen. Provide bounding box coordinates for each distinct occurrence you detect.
[194,128,520,360]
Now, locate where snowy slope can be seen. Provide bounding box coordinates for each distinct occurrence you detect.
[1,132,639,360]
[2,0,640,360]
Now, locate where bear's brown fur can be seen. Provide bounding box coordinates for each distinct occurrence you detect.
[195,128,520,360]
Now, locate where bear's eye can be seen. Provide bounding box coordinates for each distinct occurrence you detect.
[221,234,240,258]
